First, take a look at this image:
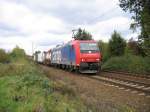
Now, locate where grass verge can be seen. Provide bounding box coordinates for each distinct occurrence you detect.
[0,59,86,112]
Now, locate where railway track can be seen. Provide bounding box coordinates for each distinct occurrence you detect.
[88,75,150,97]
[103,70,150,79]
[100,74,150,87]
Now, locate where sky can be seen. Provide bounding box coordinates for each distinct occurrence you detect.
[0,0,139,55]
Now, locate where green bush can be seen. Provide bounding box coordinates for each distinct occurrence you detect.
[0,49,9,63]
[10,46,26,61]
[102,55,150,74]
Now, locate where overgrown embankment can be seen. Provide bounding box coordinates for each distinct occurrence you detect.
[102,55,150,75]
[0,47,86,112]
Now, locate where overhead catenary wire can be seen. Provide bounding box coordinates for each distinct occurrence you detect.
[87,7,119,24]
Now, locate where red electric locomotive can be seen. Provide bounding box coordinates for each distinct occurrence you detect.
[71,40,101,73]
[51,40,102,73]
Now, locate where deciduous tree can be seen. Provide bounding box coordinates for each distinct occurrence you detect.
[108,31,126,56]
[73,28,93,40]
[119,0,150,56]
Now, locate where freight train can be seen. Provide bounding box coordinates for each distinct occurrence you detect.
[33,40,102,73]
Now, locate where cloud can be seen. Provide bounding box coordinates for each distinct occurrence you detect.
[0,1,67,34]
[0,0,137,55]
[3,0,127,25]
[17,0,125,25]
[76,16,133,41]
[0,0,70,54]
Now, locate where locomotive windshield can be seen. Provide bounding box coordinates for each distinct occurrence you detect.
[80,43,99,53]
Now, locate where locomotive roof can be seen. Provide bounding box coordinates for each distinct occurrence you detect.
[69,40,97,45]
[51,40,97,51]
[72,40,96,42]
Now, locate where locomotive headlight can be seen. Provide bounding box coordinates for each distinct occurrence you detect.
[96,58,100,61]
[81,59,85,62]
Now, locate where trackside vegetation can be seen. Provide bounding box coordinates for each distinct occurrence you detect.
[102,55,150,74]
[108,31,126,56]
[98,31,150,75]
[0,47,86,112]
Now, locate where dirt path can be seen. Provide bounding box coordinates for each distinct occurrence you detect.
[41,65,150,112]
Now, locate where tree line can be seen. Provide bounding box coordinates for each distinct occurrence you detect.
[72,28,147,60]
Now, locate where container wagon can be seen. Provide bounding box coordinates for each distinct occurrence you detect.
[43,50,51,65]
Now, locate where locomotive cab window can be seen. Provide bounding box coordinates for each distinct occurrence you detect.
[80,43,99,53]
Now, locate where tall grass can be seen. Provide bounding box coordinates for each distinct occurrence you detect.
[0,57,86,112]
